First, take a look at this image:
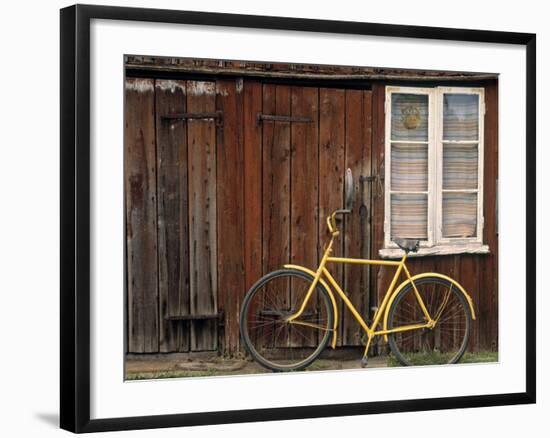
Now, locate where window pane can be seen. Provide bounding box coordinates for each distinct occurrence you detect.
[442,193,477,238]
[443,144,478,190]
[391,143,428,191]
[391,93,429,141]
[443,94,479,141]
[391,194,428,240]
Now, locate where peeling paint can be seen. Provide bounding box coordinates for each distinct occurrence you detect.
[187,81,215,96]
[156,80,185,94]
[236,78,243,94]
[125,78,154,93]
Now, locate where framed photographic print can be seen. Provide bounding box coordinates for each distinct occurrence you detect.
[60,4,536,433]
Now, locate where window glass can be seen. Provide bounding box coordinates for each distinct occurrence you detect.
[442,192,478,238]
[391,93,429,141]
[443,144,478,190]
[386,88,483,249]
[391,143,428,191]
[390,194,428,240]
[443,94,479,141]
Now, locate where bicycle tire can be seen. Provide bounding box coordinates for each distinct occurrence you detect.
[387,277,472,366]
[240,269,334,372]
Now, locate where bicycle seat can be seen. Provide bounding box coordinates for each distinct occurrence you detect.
[393,238,420,253]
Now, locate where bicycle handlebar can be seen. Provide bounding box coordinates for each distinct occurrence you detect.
[327,209,351,236]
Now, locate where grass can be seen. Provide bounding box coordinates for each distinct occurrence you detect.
[387,350,498,367]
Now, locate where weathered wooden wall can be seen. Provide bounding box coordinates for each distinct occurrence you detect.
[125,70,498,356]
[125,77,373,354]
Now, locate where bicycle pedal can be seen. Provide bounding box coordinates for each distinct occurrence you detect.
[360,357,369,368]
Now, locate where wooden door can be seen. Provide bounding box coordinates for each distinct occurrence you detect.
[126,78,220,353]
[125,77,373,355]
[258,84,373,348]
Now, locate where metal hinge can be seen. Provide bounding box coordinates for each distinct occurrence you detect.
[257,113,313,125]
[161,110,223,127]
[360,175,376,183]
[362,173,384,198]
[166,311,224,322]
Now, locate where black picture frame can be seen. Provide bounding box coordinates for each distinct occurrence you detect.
[60,4,536,433]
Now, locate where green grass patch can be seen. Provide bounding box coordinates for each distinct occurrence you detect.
[387,351,498,367]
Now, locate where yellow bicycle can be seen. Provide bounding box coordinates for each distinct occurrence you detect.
[240,169,476,371]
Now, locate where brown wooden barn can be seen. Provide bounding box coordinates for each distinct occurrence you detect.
[124,56,498,358]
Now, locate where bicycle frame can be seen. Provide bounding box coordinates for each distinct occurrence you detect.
[284,213,476,358]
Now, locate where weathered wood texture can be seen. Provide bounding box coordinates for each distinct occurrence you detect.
[243,80,263,294]
[125,78,159,353]
[126,75,498,355]
[262,84,291,348]
[126,55,498,81]
[319,88,346,345]
[343,90,372,346]
[155,79,190,352]
[370,83,391,355]
[290,86,319,347]
[480,80,499,351]
[216,79,245,354]
[187,81,218,351]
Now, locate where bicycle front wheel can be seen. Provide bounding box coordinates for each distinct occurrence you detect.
[240,269,334,372]
[387,277,472,366]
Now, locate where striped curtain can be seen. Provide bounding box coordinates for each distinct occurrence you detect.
[390,93,429,241]
[443,144,478,190]
[443,94,479,141]
[441,93,479,238]
[391,194,428,240]
[442,193,477,238]
[391,143,428,191]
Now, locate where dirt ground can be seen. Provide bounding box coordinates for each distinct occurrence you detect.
[125,355,389,379]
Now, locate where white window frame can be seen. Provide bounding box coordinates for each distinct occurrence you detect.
[380,86,490,258]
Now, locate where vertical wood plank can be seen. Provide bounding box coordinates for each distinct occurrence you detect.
[243,80,263,294]
[342,89,372,346]
[216,79,245,355]
[290,86,319,347]
[370,84,393,354]
[482,80,499,351]
[262,84,291,348]
[124,77,159,353]
[155,79,190,353]
[187,80,218,351]
[319,87,346,345]
[460,254,480,352]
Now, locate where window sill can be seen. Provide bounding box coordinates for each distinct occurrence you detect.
[379,244,490,259]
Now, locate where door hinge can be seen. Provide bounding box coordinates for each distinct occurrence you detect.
[166,311,224,325]
[161,110,223,127]
[256,113,313,125]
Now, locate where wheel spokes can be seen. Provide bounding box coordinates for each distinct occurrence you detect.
[243,272,332,370]
[389,279,470,366]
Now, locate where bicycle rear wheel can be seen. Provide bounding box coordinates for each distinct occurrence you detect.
[240,269,334,372]
[387,277,472,366]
